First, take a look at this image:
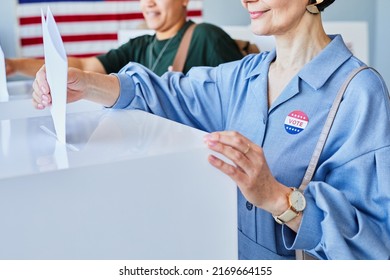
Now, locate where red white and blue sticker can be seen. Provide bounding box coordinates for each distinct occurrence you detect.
[284,110,309,134]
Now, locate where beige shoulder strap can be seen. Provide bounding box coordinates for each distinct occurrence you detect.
[171,23,196,72]
[296,65,370,260]
[298,66,370,191]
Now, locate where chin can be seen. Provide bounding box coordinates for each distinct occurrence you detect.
[145,18,161,29]
[250,22,269,36]
[146,23,159,31]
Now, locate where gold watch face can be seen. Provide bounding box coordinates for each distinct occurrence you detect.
[289,190,306,212]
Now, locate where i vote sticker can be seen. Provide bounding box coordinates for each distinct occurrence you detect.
[284,110,309,135]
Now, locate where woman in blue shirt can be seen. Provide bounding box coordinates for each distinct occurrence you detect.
[32,0,390,259]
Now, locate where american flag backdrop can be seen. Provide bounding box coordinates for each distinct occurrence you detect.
[16,0,204,58]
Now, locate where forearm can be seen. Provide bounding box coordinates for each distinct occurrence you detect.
[68,57,106,74]
[6,58,45,77]
[83,71,120,107]
[7,56,105,78]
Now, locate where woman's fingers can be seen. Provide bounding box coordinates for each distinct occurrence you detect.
[204,131,258,173]
[32,66,52,109]
[207,131,251,153]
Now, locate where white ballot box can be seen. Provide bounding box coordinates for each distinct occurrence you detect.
[0,80,102,120]
[0,109,237,260]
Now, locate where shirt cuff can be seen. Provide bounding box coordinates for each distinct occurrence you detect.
[282,189,323,250]
[110,73,136,109]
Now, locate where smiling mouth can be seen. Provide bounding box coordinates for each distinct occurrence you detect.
[249,10,269,19]
[145,11,160,18]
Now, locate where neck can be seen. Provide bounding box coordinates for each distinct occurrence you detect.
[155,18,187,40]
[273,15,330,70]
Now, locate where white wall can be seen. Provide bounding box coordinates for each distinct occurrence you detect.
[375,0,390,86]
[0,0,19,57]
[203,0,249,25]
[320,0,376,67]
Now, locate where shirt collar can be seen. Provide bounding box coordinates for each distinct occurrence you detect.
[244,35,353,90]
[298,35,353,89]
[244,50,275,79]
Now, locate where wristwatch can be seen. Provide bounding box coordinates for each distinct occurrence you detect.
[273,188,306,225]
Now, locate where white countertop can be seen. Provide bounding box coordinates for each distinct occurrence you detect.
[0,109,237,260]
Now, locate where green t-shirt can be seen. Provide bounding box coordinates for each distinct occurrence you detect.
[97,21,243,76]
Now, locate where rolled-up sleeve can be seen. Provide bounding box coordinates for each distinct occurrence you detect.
[111,60,245,132]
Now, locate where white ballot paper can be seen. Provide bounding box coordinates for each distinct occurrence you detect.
[41,7,68,143]
[0,45,9,102]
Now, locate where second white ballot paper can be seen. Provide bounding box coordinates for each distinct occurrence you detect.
[41,7,68,143]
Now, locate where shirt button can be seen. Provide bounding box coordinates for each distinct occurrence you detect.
[246,201,253,211]
[262,118,266,124]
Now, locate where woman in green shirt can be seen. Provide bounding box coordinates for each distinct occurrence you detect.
[6,0,243,77]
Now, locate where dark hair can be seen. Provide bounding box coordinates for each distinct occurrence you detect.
[317,0,336,12]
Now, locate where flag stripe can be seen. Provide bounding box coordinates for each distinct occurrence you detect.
[18,0,139,3]
[18,20,146,38]
[20,12,144,25]
[21,41,119,57]
[33,53,104,59]
[16,0,204,58]
[19,10,202,25]
[21,33,119,46]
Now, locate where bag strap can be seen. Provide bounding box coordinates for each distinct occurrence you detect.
[295,66,370,260]
[298,66,370,192]
[170,23,196,72]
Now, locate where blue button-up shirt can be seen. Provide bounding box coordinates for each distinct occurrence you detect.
[114,35,390,259]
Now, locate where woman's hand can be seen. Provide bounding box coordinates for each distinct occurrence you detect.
[32,65,120,109]
[204,131,291,216]
[32,65,87,109]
